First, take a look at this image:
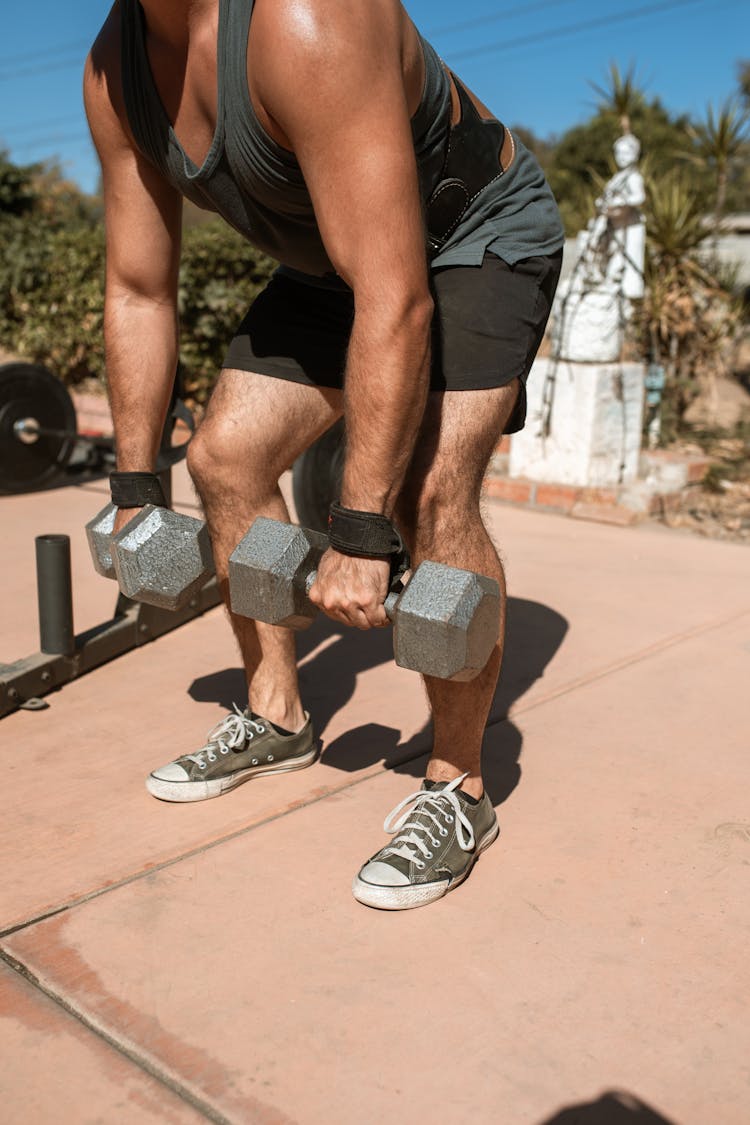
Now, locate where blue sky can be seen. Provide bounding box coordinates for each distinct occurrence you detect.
[1,0,747,194]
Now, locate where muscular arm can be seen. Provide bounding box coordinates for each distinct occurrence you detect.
[252,0,433,518]
[84,13,183,475]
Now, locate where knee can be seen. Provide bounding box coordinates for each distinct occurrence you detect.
[185,422,222,494]
[186,416,276,503]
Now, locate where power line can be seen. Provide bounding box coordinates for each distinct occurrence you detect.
[0,113,83,139]
[0,38,89,67]
[427,0,575,39]
[0,54,86,83]
[447,0,712,62]
[8,131,92,155]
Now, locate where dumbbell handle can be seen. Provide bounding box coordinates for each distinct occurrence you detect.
[303,568,402,620]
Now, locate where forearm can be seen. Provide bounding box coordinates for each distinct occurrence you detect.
[104,289,179,472]
[341,298,433,516]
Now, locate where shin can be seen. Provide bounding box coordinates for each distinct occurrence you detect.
[187,369,342,729]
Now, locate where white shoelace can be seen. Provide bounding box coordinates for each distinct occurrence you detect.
[380,773,475,870]
[185,705,266,767]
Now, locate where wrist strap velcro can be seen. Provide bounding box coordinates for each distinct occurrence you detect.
[110,471,167,509]
[328,501,402,559]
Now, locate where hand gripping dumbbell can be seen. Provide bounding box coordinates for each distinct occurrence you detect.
[228,517,501,682]
[85,502,214,611]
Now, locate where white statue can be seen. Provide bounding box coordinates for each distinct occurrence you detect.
[574,132,646,299]
[552,132,646,362]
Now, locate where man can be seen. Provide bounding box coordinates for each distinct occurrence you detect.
[84,0,563,910]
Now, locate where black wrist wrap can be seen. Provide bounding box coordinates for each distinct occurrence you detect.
[110,471,167,509]
[328,501,410,584]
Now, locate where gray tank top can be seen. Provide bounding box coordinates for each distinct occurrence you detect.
[120,0,562,282]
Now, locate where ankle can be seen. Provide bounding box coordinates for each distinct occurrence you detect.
[250,699,306,734]
[426,765,484,801]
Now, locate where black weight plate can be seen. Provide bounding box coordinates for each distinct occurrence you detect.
[0,362,77,494]
[291,419,345,533]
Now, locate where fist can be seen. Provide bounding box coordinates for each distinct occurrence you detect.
[308,549,390,630]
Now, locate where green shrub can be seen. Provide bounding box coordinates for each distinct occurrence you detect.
[0,214,106,381]
[0,208,275,406]
[178,221,276,406]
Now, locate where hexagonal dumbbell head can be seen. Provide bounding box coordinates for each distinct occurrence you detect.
[229,518,329,629]
[112,504,214,611]
[85,502,118,579]
[393,561,501,682]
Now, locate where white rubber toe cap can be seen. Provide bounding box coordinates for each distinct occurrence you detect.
[358,861,411,887]
[150,762,190,783]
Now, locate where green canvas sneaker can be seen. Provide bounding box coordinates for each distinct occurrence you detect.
[146,707,317,802]
[353,774,499,910]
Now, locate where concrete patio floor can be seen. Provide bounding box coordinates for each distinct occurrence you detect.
[1,465,748,1124]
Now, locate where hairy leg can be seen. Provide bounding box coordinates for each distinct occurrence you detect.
[395,381,519,798]
[188,369,343,730]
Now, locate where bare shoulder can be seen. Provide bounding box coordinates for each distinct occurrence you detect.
[83,2,130,148]
[251,0,409,90]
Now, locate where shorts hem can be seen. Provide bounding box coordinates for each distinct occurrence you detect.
[221,356,342,389]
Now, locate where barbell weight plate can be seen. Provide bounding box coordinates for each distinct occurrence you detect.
[291,418,345,533]
[0,362,77,494]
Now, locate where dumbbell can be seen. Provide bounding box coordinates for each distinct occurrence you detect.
[228,517,501,682]
[85,502,214,611]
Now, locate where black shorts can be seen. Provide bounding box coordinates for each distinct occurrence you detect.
[223,249,562,434]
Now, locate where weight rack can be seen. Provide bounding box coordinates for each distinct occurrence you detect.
[0,528,222,720]
[0,370,222,719]
[0,563,221,720]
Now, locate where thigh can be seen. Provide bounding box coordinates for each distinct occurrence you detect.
[197,367,344,480]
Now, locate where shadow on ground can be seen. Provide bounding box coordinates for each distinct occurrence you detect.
[538,1090,678,1124]
[189,596,568,809]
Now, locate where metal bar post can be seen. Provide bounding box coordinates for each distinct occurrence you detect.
[35,535,75,656]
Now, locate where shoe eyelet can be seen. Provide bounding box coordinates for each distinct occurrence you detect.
[445,814,454,823]
[198,762,207,770]
[252,758,258,766]
[430,837,440,848]
[207,753,216,762]
[220,747,229,755]
[267,755,274,762]
[416,861,426,870]
[440,827,449,837]
[424,851,433,859]
[257,726,265,733]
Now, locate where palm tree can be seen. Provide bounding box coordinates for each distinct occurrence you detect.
[589,62,645,135]
[639,168,739,437]
[686,100,748,237]
[645,169,708,265]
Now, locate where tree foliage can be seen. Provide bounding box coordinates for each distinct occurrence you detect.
[0,150,41,217]
[684,99,748,232]
[636,172,741,439]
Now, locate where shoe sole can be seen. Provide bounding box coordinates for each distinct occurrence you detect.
[351,821,500,911]
[145,745,320,803]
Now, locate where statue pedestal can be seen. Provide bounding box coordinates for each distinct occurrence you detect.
[510,357,645,488]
